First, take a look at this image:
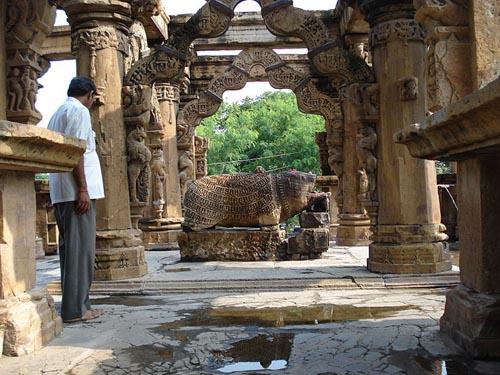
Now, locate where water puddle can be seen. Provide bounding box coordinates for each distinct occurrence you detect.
[389,350,471,374]
[214,333,293,373]
[165,267,192,272]
[153,303,414,331]
[91,296,165,306]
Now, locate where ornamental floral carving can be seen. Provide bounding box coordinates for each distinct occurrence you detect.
[72,26,129,78]
[370,19,426,47]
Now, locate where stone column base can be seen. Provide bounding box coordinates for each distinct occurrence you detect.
[329,223,339,239]
[440,284,500,359]
[0,288,62,356]
[95,229,147,281]
[140,218,183,250]
[367,224,451,274]
[336,214,371,246]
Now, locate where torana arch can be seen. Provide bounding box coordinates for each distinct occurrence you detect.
[176,47,344,197]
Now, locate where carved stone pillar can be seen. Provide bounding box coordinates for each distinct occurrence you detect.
[336,84,377,246]
[194,136,209,179]
[315,132,332,176]
[5,0,55,125]
[140,82,183,250]
[64,0,146,280]
[360,0,451,273]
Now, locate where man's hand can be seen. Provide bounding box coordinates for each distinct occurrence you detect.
[75,190,90,214]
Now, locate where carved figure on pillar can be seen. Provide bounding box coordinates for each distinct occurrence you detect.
[179,150,195,197]
[127,127,151,204]
[7,67,23,111]
[356,124,377,202]
[150,148,168,219]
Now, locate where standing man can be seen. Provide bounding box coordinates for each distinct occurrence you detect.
[48,76,105,323]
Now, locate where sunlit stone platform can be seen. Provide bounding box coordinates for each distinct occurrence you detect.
[41,245,460,295]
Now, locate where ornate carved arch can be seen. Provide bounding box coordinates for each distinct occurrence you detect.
[176,47,344,195]
[124,0,373,87]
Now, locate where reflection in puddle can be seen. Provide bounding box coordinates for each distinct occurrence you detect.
[215,334,292,373]
[389,350,471,374]
[154,303,414,331]
[218,360,287,373]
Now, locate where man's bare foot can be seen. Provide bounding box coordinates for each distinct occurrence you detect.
[64,309,104,323]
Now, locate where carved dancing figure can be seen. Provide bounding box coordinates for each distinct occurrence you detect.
[127,127,152,203]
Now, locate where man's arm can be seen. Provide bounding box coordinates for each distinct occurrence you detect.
[73,156,90,214]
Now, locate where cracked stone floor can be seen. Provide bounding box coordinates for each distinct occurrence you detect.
[2,246,500,374]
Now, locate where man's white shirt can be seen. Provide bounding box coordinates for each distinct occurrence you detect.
[48,97,105,204]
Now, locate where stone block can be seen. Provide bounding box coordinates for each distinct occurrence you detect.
[440,284,500,358]
[179,229,286,261]
[286,228,329,259]
[299,212,330,228]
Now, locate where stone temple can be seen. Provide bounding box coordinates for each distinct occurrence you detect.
[0,0,499,373]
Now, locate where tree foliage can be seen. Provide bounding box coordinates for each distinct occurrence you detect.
[196,91,324,176]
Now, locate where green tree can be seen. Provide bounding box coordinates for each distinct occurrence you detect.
[196,91,324,175]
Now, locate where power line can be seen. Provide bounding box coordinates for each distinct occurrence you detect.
[208,152,301,166]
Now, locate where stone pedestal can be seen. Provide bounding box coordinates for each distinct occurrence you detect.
[396,77,500,358]
[64,1,147,280]
[360,0,450,273]
[337,214,371,246]
[179,229,286,261]
[0,121,85,355]
[315,175,340,238]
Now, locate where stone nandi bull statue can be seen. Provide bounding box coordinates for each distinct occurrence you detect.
[182,169,317,231]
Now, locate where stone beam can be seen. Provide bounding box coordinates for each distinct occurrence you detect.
[169,11,337,51]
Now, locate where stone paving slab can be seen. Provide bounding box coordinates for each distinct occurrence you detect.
[39,246,460,295]
[1,288,499,374]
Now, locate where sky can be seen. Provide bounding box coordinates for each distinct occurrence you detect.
[37,0,337,127]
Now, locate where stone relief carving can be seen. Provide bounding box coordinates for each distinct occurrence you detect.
[194,136,209,179]
[125,0,373,88]
[127,128,152,204]
[370,19,426,47]
[150,149,168,218]
[326,119,344,206]
[183,171,316,231]
[356,124,377,203]
[315,132,332,176]
[72,26,129,79]
[415,0,471,111]
[124,20,150,74]
[131,0,161,19]
[179,150,195,197]
[399,77,419,101]
[5,0,55,124]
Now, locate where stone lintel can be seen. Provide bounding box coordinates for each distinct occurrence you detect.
[0,120,85,173]
[440,284,500,359]
[395,77,500,160]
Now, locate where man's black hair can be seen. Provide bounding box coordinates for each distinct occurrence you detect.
[67,76,97,97]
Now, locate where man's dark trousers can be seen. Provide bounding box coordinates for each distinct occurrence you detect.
[54,200,96,321]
